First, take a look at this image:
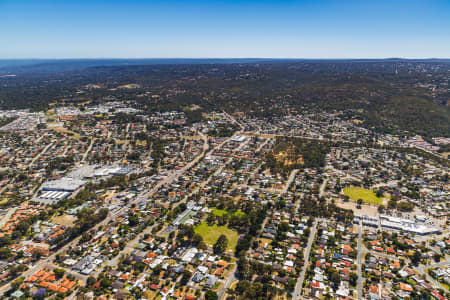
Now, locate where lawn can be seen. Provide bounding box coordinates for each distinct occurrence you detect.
[343,186,383,206]
[212,207,246,217]
[212,208,227,217]
[233,210,246,217]
[194,222,240,250]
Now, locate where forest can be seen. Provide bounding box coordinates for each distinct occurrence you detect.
[0,60,448,137]
[266,137,331,174]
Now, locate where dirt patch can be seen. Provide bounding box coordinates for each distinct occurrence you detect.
[103,191,117,202]
[274,150,304,167]
[182,135,201,140]
[49,126,81,139]
[52,214,77,227]
[336,201,379,216]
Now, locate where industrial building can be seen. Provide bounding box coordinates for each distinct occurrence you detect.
[354,214,441,235]
[231,135,248,142]
[35,177,87,205]
[379,215,441,235]
[41,178,87,192]
[39,191,71,201]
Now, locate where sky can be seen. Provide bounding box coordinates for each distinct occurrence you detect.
[1,0,450,59]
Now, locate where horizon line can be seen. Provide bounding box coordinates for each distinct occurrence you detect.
[1,57,450,60]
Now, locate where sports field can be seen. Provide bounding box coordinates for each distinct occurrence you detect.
[194,222,239,250]
[343,186,383,206]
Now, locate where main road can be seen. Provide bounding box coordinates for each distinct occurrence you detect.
[357,221,363,300]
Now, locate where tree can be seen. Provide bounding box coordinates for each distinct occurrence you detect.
[53,268,65,279]
[100,277,112,288]
[213,234,228,255]
[330,271,340,287]
[433,253,441,263]
[287,279,296,290]
[0,247,11,259]
[375,190,383,198]
[388,198,397,209]
[87,276,96,286]
[397,201,414,212]
[411,251,421,266]
[128,213,139,227]
[205,290,218,300]
[349,272,358,286]
[180,270,192,285]
[191,233,203,246]
[0,235,11,247]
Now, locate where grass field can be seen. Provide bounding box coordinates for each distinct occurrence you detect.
[194,222,239,250]
[212,208,227,217]
[234,211,246,217]
[343,186,383,206]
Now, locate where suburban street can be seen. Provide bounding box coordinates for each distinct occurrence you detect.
[357,221,363,300]
[293,219,318,300]
[282,169,298,194]
[218,264,236,300]
[319,179,328,198]
[416,260,450,290]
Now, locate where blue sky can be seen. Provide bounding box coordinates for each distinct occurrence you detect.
[1,0,449,58]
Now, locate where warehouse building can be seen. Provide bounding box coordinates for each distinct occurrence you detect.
[41,178,87,192]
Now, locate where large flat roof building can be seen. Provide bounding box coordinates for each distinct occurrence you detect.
[41,178,87,192]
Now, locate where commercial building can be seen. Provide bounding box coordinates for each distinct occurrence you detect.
[41,178,87,192]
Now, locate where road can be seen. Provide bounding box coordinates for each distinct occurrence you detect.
[319,179,328,198]
[360,249,398,261]
[222,111,245,131]
[357,221,363,300]
[218,264,236,300]
[0,208,16,228]
[293,219,318,300]
[282,169,298,194]
[416,260,450,290]
[28,142,55,167]
[255,138,270,153]
[81,138,95,163]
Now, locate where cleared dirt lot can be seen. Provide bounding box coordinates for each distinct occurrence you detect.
[336,201,379,216]
[51,214,77,227]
